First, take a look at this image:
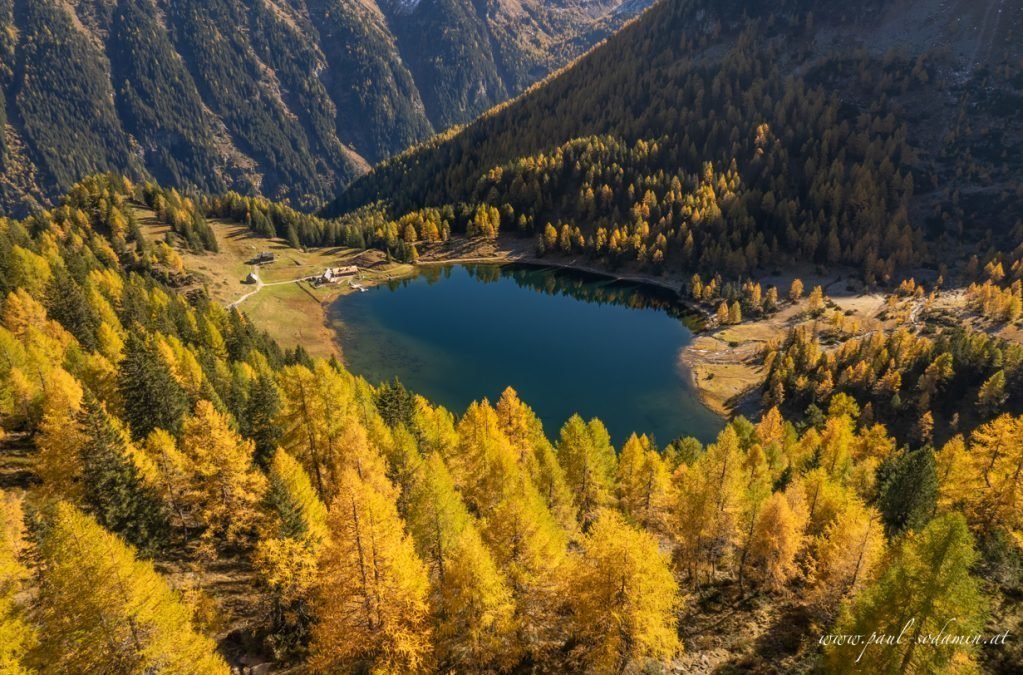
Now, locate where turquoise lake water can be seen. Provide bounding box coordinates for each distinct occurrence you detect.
[329,264,724,446]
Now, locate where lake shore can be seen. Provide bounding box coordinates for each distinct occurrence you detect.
[412,237,713,321]
[141,218,896,424]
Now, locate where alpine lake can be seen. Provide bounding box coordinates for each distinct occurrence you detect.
[329,263,724,445]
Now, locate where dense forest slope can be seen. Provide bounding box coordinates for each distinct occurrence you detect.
[0,0,651,215]
[330,0,1023,280]
[0,174,1020,672]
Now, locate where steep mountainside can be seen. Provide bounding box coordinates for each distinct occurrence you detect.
[329,0,1023,280]
[0,0,652,214]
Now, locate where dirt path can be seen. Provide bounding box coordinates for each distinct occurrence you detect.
[228,267,264,308]
[228,267,323,308]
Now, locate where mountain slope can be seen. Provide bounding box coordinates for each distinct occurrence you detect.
[0,0,652,215]
[329,0,1023,279]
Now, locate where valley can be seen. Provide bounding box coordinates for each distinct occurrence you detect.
[0,0,656,214]
[1,0,1022,671]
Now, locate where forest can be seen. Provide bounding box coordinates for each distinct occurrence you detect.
[0,0,1021,669]
[328,0,1022,283]
[0,173,1020,671]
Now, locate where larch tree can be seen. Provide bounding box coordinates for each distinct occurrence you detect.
[744,489,807,591]
[976,370,1008,418]
[569,509,681,672]
[556,414,617,529]
[754,405,790,475]
[616,434,674,533]
[496,387,577,531]
[30,502,227,673]
[181,400,267,555]
[802,468,857,537]
[276,362,358,502]
[939,415,1023,545]
[140,429,197,534]
[0,492,35,674]
[933,434,970,512]
[825,513,986,673]
[35,367,86,499]
[448,399,521,516]
[406,452,516,670]
[735,441,773,591]
[310,466,433,673]
[674,425,745,585]
[789,278,804,302]
[482,467,571,662]
[809,498,886,612]
[254,448,329,658]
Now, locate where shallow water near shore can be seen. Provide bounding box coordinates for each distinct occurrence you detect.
[329,263,724,445]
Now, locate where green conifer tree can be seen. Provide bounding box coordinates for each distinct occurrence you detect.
[78,393,168,552]
[118,331,188,439]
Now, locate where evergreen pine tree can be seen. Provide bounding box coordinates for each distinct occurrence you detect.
[44,268,100,351]
[243,372,283,469]
[376,378,417,430]
[78,393,169,552]
[118,331,189,439]
[877,448,938,536]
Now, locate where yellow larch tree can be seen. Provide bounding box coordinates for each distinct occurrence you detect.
[310,466,433,673]
[754,405,791,476]
[936,415,1023,547]
[569,509,681,672]
[735,438,774,589]
[276,362,356,501]
[0,491,35,674]
[482,465,572,662]
[808,498,886,612]
[674,425,746,585]
[34,367,86,499]
[181,400,267,554]
[140,428,198,533]
[407,452,516,670]
[744,488,808,591]
[448,399,520,516]
[410,396,459,457]
[31,501,227,673]
[802,468,857,537]
[496,387,577,531]
[556,414,617,529]
[616,433,674,533]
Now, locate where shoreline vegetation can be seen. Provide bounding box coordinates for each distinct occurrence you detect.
[142,209,941,423]
[141,203,990,427]
[141,212,891,423]
[140,217,748,419]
